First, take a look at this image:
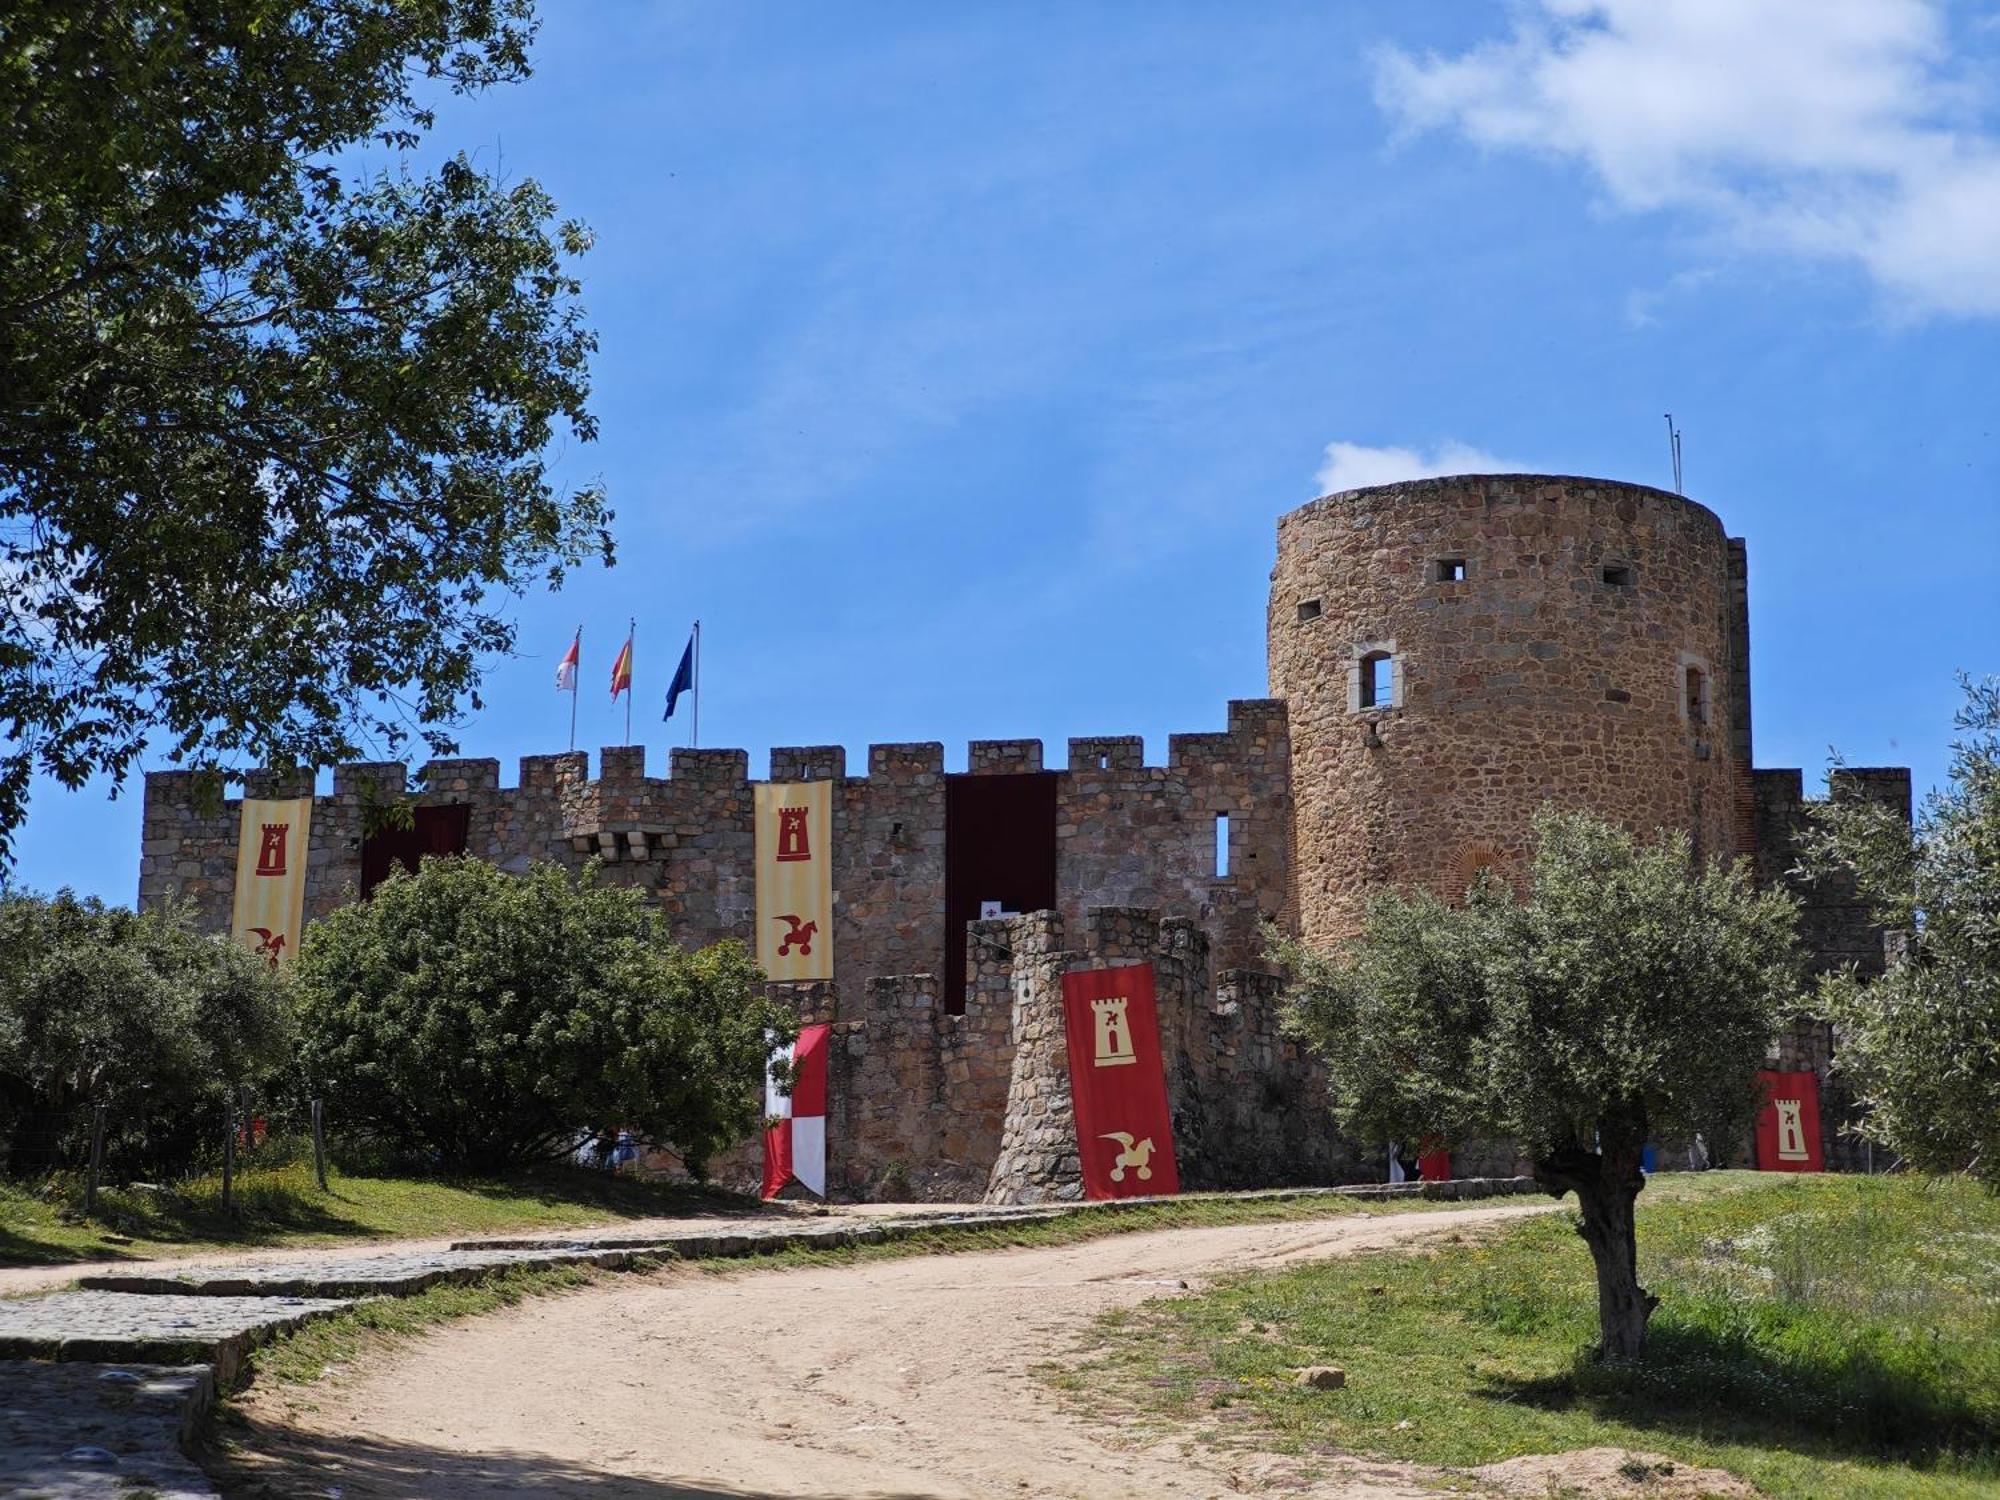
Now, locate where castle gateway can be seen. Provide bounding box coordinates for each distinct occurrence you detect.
[140,476,1907,1199]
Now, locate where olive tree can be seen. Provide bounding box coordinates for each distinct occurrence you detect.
[1799,675,1999,1187]
[1279,808,1800,1360]
[292,857,790,1174]
[0,890,291,1174]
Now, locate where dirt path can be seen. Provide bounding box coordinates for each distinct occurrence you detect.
[0,1200,958,1298]
[224,1201,1554,1499]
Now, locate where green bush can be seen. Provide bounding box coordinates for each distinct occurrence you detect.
[0,890,291,1175]
[292,857,789,1174]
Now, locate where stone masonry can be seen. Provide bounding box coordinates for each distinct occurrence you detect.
[1271,475,1748,945]
[138,474,1907,1194]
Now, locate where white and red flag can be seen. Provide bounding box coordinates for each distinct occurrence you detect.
[554,629,580,692]
[762,1023,829,1199]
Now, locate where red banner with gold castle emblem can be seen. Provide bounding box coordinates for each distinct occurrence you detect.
[1754,1068,1824,1172]
[1061,962,1180,1200]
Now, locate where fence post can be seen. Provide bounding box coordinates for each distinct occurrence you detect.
[85,1104,106,1217]
[311,1098,327,1192]
[221,1096,235,1211]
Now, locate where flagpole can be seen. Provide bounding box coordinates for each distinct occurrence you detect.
[625,617,635,746]
[692,619,700,749]
[568,625,580,752]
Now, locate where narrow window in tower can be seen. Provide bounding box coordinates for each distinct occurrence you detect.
[1296,598,1322,623]
[1359,651,1393,709]
[1685,664,1708,724]
[1214,813,1230,878]
[1435,557,1467,582]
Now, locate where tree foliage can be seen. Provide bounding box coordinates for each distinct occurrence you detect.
[1800,675,2000,1187]
[0,1,610,862]
[291,857,789,1175]
[0,890,291,1174]
[1278,808,1801,1359]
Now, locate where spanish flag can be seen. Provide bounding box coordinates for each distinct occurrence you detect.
[609,630,633,701]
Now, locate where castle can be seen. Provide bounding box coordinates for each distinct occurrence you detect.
[139,475,1908,1198]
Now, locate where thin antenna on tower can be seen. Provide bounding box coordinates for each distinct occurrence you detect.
[1664,413,1684,494]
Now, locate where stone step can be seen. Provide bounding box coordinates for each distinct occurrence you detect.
[0,1361,218,1499]
[448,1206,1065,1253]
[0,1291,350,1384]
[78,1244,644,1299]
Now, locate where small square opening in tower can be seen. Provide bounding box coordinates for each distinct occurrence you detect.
[1359,651,1393,709]
[1602,564,1634,587]
[1435,557,1468,582]
[1296,598,1322,623]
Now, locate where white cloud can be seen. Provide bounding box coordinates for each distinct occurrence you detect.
[1374,0,2000,318]
[1313,439,1526,495]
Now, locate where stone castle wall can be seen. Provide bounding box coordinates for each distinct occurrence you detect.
[136,473,1914,1195]
[1269,475,1748,945]
[1754,766,1913,1170]
[983,907,1359,1203]
[140,699,1294,994]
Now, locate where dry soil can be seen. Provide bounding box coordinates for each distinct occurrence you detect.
[221,1203,1570,1498]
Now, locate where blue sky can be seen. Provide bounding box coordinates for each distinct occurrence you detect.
[16,0,1999,901]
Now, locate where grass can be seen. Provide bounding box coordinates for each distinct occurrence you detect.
[1062,1170,2000,1500]
[0,1154,759,1270]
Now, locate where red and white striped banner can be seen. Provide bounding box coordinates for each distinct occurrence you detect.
[762,1023,829,1199]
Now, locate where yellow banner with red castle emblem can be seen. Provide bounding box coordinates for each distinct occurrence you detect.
[230,797,313,967]
[755,781,832,981]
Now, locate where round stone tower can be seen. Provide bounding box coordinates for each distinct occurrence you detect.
[1269,474,1747,946]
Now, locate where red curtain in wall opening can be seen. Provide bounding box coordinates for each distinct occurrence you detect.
[360,802,472,897]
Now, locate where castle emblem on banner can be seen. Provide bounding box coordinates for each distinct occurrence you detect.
[1774,1097,1808,1161]
[776,806,812,862]
[1092,996,1137,1067]
[254,823,289,877]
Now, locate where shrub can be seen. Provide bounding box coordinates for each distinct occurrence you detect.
[1801,675,2000,1188]
[0,890,291,1175]
[291,857,789,1174]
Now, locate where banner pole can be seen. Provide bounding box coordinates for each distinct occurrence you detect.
[569,625,580,752]
[692,619,700,750]
[625,618,634,745]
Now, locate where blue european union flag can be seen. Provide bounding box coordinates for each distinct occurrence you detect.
[663,634,695,720]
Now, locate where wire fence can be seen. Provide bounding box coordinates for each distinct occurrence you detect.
[2,1091,334,1214]
[3,1089,659,1227]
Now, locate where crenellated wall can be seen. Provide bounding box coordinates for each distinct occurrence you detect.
[982,907,1355,1204]
[136,474,1915,1195]
[140,703,1294,1010]
[1752,766,1913,1170]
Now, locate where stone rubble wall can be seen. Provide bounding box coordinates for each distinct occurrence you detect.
[139,705,1290,1002]
[982,907,1355,1205]
[1271,475,1749,945]
[1753,766,1913,1171]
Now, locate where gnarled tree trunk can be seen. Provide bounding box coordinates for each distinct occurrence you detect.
[1534,1127,1658,1361]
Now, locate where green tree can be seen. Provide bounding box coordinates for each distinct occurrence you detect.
[0,2,610,862]
[1800,676,2000,1188]
[1278,808,1800,1360]
[292,857,789,1174]
[0,890,291,1174]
